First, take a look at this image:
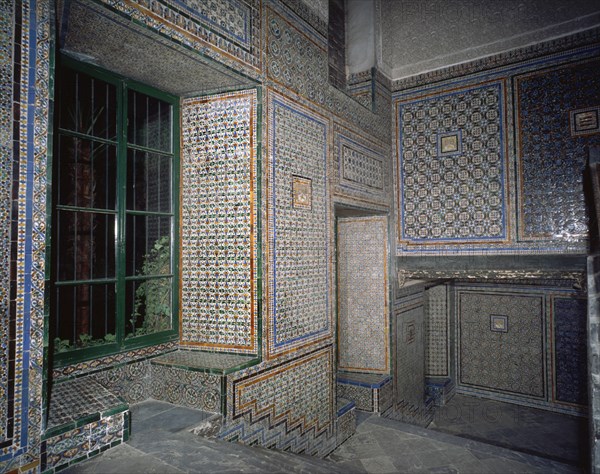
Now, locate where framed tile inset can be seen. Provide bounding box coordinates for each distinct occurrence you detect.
[570,106,600,136]
[437,131,462,156]
[292,176,312,210]
[490,314,508,333]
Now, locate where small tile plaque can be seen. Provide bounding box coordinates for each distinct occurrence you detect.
[570,107,600,136]
[405,321,416,344]
[490,314,508,333]
[437,131,462,155]
[292,176,312,210]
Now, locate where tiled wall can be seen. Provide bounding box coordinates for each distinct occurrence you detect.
[454,283,587,412]
[389,284,432,426]
[337,216,389,373]
[0,0,50,471]
[394,46,600,255]
[425,284,449,377]
[180,90,258,354]
[266,90,331,359]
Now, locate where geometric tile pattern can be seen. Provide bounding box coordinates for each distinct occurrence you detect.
[515,58,600,241]
[221,346,335,457]
[150,365,221,414]
[52,342,177,380]
[267,9,328,106]
[341,142,384,190]
[425,284,448,377]
[99,0,262,71]
[457,291,545,398]
[335,398,356,447]
[90,360,152,404]
[267,91,330,358]
[397,82,506,243]
[180,90,257,354]
[553,297,588,406]
[332,123,389,207]
[337,216,389,373]
[278,0,328,37]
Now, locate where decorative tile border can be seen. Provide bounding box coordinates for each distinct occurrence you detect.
[267,90,331,358]
[0,0,50,471]
[391,27,600,92]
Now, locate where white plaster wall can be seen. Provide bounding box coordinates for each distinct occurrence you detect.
[380,0,600,80]
[346,0,376,74]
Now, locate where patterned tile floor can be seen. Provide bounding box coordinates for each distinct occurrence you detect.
[62,399,580,473]
[429,394,588,468]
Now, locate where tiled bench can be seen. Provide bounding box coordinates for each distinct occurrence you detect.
[43,378,129,472]
[149,349,259,414]
[336,371,393,414]
[426,377,455,407]
[336,397,356,446]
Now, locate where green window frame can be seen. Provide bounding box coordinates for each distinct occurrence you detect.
[51,56,180,366]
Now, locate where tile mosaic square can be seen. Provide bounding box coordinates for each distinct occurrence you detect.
[490,314,508,333]
[292,176,312,210]
[438,131,461,155]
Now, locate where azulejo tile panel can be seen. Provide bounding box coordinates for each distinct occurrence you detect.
[99,0,261,72]
[181,90,258,354]
[222,346,334,456]
[337,216,389,373]
[267,8,329,106]
[515,58,600,241]
[396,81,507,245]
[267,90,331,358]
[552,297,587,406]
[457,291,545,398]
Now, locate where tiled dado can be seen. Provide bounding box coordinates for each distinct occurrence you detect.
[336,372,393,414]
[42,379,129,472]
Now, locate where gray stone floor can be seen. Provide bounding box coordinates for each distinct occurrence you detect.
[62,400,581,473]
[430,394,588,467]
